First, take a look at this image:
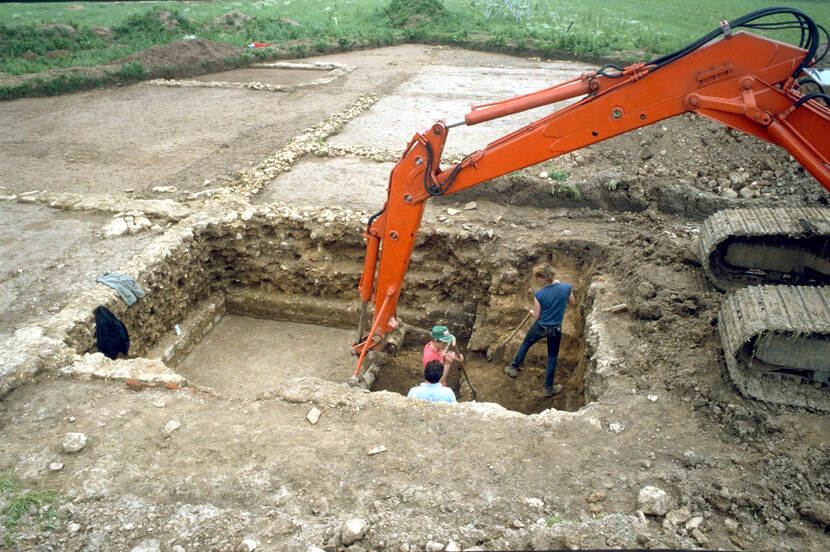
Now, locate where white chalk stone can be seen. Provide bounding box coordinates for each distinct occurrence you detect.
[665,507,691,525]
[446,208,460,215]
[131,539,160,552]
[692,528,708,545]
[685,515,703,530]
[463,201,478,210]
[102,217,129,238]
[163,419,181,436]
[341,517,368,546]
[152,186,177,193]
[445,540,461,551]
[637,486,671,516]
[237,538,258,552]
[62,432,87,453]
[367,446,387,456]
[306,407,321,424]
[48,462,64,472]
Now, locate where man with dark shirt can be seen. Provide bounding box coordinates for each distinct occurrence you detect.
[504,264,576,397]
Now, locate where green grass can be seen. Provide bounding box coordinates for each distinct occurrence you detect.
[549,170,570,182]
[0,471,61,546]
[0,1,827,94]
[546,512,567,527]
[554,182,581,199]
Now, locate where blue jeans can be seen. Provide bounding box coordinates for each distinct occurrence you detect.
[510,321,562,389]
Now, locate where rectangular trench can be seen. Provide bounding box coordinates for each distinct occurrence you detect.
[61,207,605,414]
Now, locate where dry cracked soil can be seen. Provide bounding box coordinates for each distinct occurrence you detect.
[0,42,829,552]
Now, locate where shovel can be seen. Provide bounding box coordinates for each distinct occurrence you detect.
[446,338,477,401]
[489,312,531,365]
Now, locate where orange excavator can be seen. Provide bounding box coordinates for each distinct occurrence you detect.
[353,7,830,409]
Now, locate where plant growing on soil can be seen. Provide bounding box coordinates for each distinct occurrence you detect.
[0,472,61,546]
[383,0,446,28]
[546,512,566,527]
[549,169,569,181]
[117,61,146,81]
[554,182,581,200]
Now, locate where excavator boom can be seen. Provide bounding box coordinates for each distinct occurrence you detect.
[353,10,830,378]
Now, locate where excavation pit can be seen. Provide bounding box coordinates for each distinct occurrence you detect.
[368,266,591,414]
[61,206,602,415]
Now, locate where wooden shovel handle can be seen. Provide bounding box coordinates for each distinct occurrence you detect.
[497,311,532,349]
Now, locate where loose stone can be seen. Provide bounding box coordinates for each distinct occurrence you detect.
[131,539,161,552]
[306,407,322,424]
[637,486,671,516]
[341,517,368,546]
[665,507,691,525]
[685,516,703,531]
[62,432,87,453]
[163,419,181,436]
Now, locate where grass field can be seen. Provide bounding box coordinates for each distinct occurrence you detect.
[0,0,827,96]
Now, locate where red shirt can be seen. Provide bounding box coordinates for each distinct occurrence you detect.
[423,342,444,369]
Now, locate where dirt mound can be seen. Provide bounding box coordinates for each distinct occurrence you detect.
[385,0,446,28]
[157,10,180,32]
[116,38,243,70]
[0,38,246,97]
[212,9,255,29]
[37,23,77,34]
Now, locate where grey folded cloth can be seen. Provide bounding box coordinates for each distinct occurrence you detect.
[96,273,146,306]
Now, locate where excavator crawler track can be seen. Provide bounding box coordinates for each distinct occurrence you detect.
[719,285,830,411]
[699,207,830,291]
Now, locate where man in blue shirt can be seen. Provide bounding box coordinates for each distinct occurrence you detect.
[408,360,457,403]
[504,264,576,397]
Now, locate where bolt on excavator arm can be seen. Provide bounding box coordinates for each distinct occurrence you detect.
[353,22,830,376]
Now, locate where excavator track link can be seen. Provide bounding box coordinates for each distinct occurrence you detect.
[719,285,830,411]
[700,207,830,291]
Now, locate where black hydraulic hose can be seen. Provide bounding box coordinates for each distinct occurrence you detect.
[597,63,625,78]
[794,93,830,109]
[366,207,384,232]
[423,141,465,196]
[647,7,820,80]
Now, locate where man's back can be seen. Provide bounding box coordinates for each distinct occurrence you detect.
[535,282,571,326]
[407,382,457,403]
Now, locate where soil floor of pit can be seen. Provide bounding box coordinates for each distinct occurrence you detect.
[2,41,830,552]
[176,317,356,400]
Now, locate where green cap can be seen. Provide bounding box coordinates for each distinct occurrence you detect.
[431,325,454,343]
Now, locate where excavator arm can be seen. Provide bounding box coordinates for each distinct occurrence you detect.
[353,10,830,375]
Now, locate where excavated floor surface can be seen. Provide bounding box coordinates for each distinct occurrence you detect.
[1,43,829,552]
